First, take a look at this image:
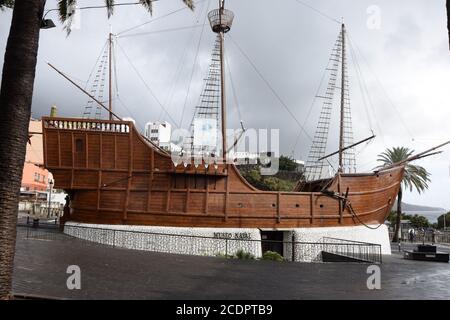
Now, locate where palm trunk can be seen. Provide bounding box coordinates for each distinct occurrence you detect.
[0,0,46,299]
[447,0,450,50]
[392,187,403,243]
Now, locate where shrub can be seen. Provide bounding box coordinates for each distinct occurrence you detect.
[234,249,255,260]
[262,251,284,262]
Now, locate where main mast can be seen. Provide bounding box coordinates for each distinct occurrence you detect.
[108,32,113,121]
[338,22,346,173]
[208,0,234,161]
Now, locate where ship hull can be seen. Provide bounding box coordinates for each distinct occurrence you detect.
[42,117,404,229]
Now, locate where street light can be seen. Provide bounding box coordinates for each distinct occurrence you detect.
[40,8,57,30]
[41,19,56,29]
[48,179,54,219]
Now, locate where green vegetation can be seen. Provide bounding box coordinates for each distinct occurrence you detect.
[437,213,450,229]
[234,249,255,260]
[238,155,304,191]
[216,250,285,262]
[278,155,298,172]
[388,211,430,229]
[241,168,295,191]
[377,147,430,242]
[262,251,284,262]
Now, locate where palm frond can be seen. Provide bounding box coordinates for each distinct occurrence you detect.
[0,0,14,9]
[182,0,195,11]
[139,0,153,15]
[58,0,195,36]
[58,0,78,35]
[58,0,75,23]
[376,146,430,194]
[105,0,115,18]
[139,0,194,15]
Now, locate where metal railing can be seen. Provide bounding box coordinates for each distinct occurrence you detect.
[16,223,382,264]
[389,231,450,244]
[321,237,382,263]
[19,201,63,219]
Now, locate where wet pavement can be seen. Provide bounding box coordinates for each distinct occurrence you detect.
[12,226,450,300]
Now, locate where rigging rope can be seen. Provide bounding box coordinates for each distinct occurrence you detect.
[225,50,243,127]
[347,32,386,150]
[156,1,210,124]
[160,20,202,124]
[348,203,385,230]
[292,0,340,24]
[118,24,206,38]
[113,36,120,97]
[289,38,337,158]
[179,0,211,129]
[228,34,313,143]
[347,32,415,142]
[84,40,108,90]
[115,39,179,126]
[117,0,209,36]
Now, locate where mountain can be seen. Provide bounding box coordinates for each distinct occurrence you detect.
[397,202,446,212]
[393,201,447,222]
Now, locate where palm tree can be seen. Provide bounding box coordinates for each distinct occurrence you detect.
[376,147,430,243]
[447,0,449,49]
[0,0,194,300]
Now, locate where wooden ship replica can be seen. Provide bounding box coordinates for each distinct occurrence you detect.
[42,1,409,229]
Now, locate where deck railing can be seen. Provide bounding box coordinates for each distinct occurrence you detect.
[43,118,131,133]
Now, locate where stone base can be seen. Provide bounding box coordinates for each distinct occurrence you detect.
[289,224,391,262]
[64,222,262,258]
[293,224,391,255]
[64,222,390,262]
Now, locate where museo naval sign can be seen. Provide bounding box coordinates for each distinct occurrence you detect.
[213,232,252,240]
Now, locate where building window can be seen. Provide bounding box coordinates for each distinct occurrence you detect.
[75,139,84,152]
[151,129,158,133]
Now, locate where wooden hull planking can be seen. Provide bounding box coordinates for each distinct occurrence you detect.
[42,117,403,228]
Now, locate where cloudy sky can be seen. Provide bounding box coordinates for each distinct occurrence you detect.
[1,0,449,211]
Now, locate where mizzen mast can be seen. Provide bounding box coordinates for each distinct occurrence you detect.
[108,32,113,121]
[338,22,346,173]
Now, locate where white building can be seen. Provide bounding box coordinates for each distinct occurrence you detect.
[229,151,259,165]
[144,121,181,153]
[294,159,305,173]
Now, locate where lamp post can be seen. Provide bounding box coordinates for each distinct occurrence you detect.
[48,179,53,219]
[41,9,57,29]
[444,212,447,231]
